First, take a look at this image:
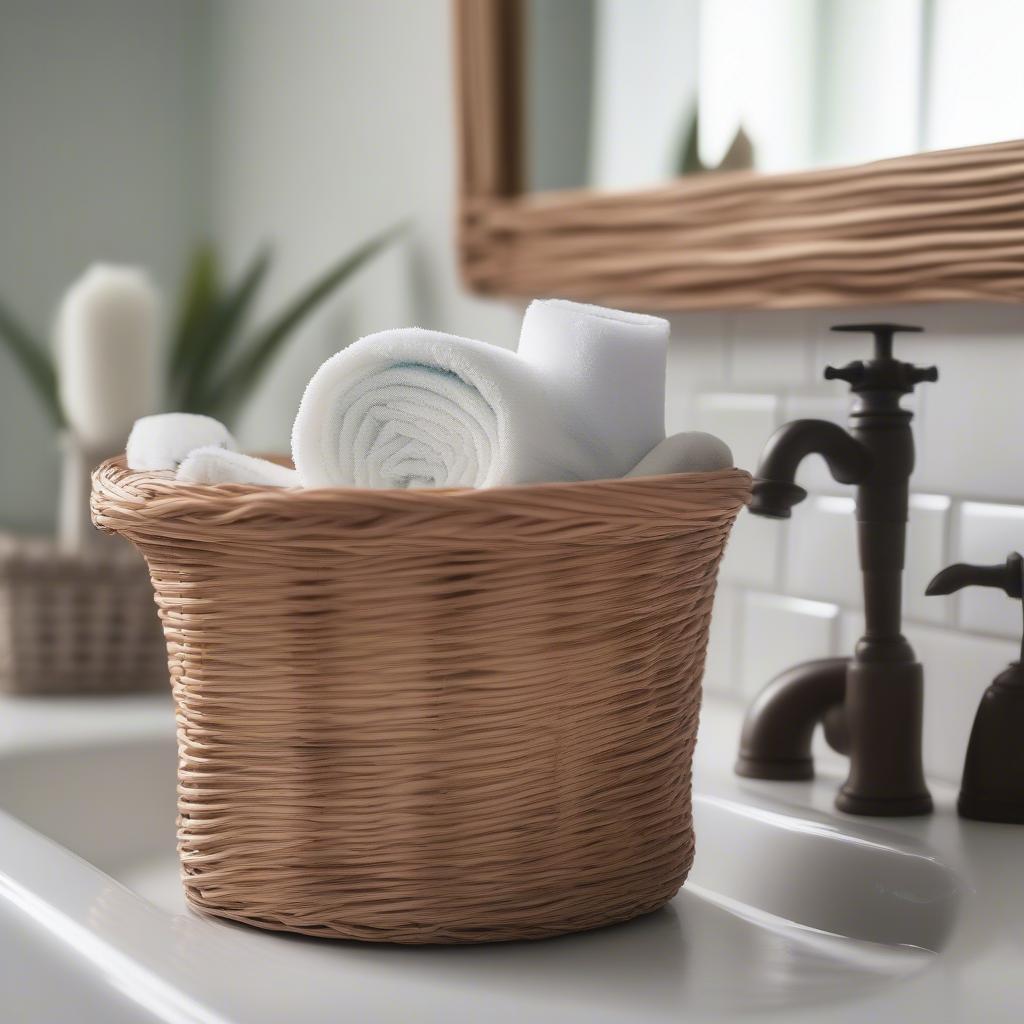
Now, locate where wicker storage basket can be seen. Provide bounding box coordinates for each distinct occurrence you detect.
[0,533,167,695]
[92,457,750,943]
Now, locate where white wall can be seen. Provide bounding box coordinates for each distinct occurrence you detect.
[699,0,817,172]
[925,0,1024,151]
[0,0,209,532]
[527,0,595,192]
[205,0,521,453]
[813,0,923,167]
[589,0,701,189]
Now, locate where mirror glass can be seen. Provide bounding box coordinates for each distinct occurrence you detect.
[527,0,1024,192]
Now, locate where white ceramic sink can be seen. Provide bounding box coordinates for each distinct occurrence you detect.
[0,695,1017,1023]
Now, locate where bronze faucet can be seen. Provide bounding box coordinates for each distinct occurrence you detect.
[927,553,1024,823]
[735,324,938,816]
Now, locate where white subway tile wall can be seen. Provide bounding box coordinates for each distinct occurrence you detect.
[902,329,1024,501]
[739,593,839,698]
[669,304,1024,783]
[906,495,953,625]
[703,584,740,695]
[955,502,1024,637]
[908,625,1018,784]
[731,312,814,384]
[720,510,783,590]
[786,495,860,605]
[694,393,778,473]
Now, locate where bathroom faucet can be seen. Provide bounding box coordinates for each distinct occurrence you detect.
[736,323,938,816]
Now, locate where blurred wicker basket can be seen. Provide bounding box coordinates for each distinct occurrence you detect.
[0,532,167,695]
[93,457,750,943]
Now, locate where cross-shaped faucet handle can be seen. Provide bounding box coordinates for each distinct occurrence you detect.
[824,323,938,393]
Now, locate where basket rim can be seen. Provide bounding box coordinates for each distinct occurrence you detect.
[92,455,751,505]
[91,456,751,545]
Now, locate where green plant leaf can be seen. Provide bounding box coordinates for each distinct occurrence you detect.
[676,106,706,177]
[204,223,405,420]
[168,243,220,396]
[180,246,273,412]
[0,295,64,428]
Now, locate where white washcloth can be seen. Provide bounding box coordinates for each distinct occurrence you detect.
[626,432,733,477]
[291,300,669,489]
[176,447,299,487]
[126,413,236,471]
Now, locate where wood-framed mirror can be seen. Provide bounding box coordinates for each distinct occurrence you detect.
[454,0,1024,311]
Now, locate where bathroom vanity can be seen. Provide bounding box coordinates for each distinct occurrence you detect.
[0,693,1019,1023]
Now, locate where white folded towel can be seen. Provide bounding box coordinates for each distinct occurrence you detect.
[176,447,299,487]
[517,299,668,474]
[124,300,723,492]
[291,300,669,490]
[626,432,733,477]
[126,413,237,471]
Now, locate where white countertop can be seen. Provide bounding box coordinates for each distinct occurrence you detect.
[0,691,1021,1023]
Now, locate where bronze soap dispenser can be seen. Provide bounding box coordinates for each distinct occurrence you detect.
[927,552,1024,823]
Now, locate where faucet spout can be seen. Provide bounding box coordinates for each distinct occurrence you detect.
[748,419,869,519]
[736,658,849,779]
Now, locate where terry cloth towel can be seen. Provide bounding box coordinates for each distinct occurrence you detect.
[516,299,668,477]
[626,432,734,477]
[126,413,236,471]
[176,447,299,487]
[291,300,670,489]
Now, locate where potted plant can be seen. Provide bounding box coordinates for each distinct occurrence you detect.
[0,225,401,694]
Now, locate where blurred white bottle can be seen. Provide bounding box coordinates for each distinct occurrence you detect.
[55,264,160,552]
[57,264,159,448]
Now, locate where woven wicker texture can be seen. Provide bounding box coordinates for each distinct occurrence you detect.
[0,533,166,695]
[93,457,750,943]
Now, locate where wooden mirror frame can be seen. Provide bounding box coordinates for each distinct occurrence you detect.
[454,0,1024,311]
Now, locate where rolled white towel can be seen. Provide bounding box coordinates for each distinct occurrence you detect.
[126,413,237,471]
[518,299,668,473]
[176,447,299,487]
[293,328,599,489]
[292,300,670,490]
[626,432,733,477]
